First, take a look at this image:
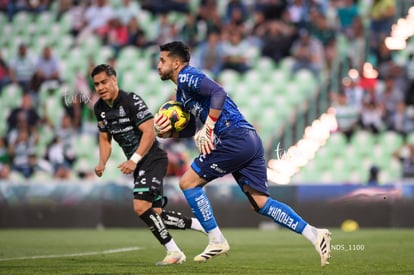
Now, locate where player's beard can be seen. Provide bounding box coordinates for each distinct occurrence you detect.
[159,67,173,81]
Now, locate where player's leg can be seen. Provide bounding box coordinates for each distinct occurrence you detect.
[179,168,229,262]
[242,186,331,266]
[235,129,331,266]
[152,197,205,234]
[133,198,185,265]
[180,127,265,262]
[133,155,185,266]
[159,209,206,233]
[147,149,205,234]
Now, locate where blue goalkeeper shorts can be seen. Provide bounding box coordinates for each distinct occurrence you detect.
[191,126,270,196]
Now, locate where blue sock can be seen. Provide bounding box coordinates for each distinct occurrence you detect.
[259,198,307,233]
[183,187,218,232]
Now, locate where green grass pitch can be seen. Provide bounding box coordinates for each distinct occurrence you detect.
[0,228,413,274]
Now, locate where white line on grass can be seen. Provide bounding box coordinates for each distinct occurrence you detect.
[0,247,142,262]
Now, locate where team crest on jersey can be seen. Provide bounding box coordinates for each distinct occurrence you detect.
[190,102,203,117]
[119,106,126,117]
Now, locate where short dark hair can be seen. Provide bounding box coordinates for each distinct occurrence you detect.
[90,64,117,78]
[159,41,191,63]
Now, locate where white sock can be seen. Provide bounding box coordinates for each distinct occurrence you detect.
[164,239,180,252]
[208,227,225,244]
[190,218,205,232]
[302,224,318,245]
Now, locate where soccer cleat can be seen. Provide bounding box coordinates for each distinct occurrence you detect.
[314,229,332,267]
[193,240,230,262]
[156,250,186,266]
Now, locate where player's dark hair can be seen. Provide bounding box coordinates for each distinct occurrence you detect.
[160,41,191,63]
[90,64,117,78]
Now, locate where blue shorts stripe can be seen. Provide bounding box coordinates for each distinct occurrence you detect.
[191,162,201,173]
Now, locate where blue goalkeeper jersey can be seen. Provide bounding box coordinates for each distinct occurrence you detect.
[176,65,254,134]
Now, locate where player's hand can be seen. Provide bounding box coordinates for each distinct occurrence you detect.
[118,160,136,174]
[194,115,217,155]
[95,163,105,177]
[154,113,172,135]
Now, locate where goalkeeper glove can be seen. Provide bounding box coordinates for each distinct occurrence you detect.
[194,115,217,155]
[154,113,172,137]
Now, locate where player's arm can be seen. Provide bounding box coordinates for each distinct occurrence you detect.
[118,118,155,174]
[118,93,155,174]
[194,77,226,155]
[96,131,112,177]
[199,77,225,118]
[137,118,156,156]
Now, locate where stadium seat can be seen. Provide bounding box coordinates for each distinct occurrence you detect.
[55,34,75,57]
[299,161,324,182]
[377,131,404,153]
[94,45,115,64]
[406,132,414,144]
[283,82,306,107]
[100,159,122,182]
[243,70,263,91]
[32,34,52,55]
[35,125,55,157]
[257,106,278,126]
[254,57,276,80]
[343,145,367,166]
[66,47,88,68]
[260,83,278,102]
[269,69,289,90]
[273,97,294,121]
[278,57,294,78]
[34,11,54,35]
[293,69,318,98]
[121,71,140,93]
[80,35,103,57]
[218,69,240,89]
[12,12,33,34]
[377,158,402,183]
[117,46,141,71]
[0,24,13,49]
[228,83,244,100]
[0,102,8,137]
[74,134,98,158]
[349,130,376,157]
[324,132,348,156]
[0,12,6,27]
[57,12,71,34]
[42,96,65,128]
[386,159,402,180]
[1,84,23,109]
[31,170,53,182]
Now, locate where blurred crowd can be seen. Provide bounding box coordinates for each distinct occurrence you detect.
[0,0,412,181]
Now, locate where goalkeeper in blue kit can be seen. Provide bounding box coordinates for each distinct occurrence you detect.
[154,41,332,266]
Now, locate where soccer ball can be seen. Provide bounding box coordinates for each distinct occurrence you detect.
[157,101,190,132]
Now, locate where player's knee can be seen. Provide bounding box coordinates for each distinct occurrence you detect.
[133,200,152,216]
[243,189,268,213]
[179,169,205,190]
